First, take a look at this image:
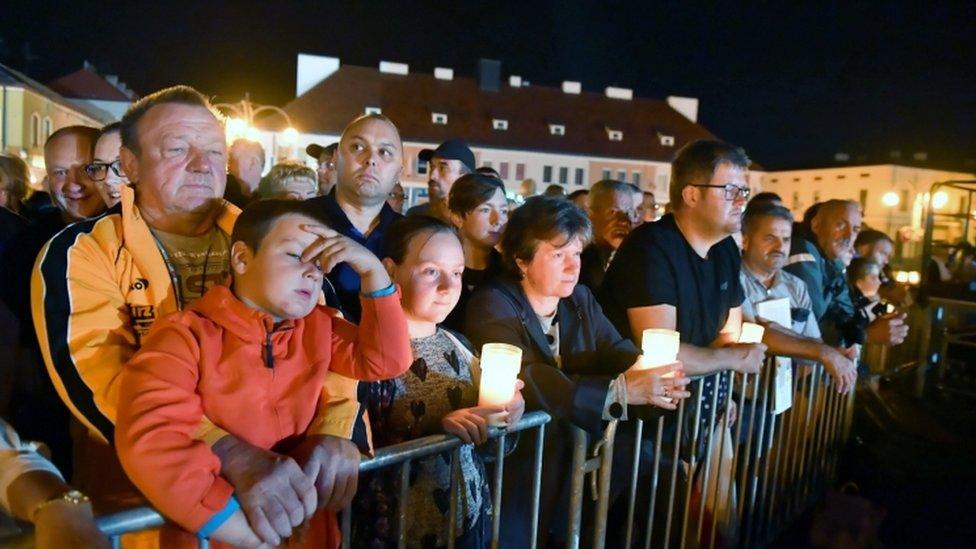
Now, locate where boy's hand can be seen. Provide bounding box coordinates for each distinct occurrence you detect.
[300,224,392,292]
[212,435,316,546]
[291,435,361,511]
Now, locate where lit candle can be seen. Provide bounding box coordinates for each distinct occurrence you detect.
[638,329,681,373]
[739,322,765,344]
[478,343,523,427]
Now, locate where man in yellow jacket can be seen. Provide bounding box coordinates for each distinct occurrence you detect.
[32,85,367,545]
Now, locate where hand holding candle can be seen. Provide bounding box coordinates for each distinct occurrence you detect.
[478,343,523,427]
[738,322,765,344]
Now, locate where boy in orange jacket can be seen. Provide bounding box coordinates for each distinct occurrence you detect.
[115,200,412,548]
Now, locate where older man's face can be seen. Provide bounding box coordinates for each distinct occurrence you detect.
[812,202,861,261]
[317,150,337,195]
[742,215,792,274]
[590,190,634,250]
[335,118,402,207]
[124,103,227,216]
[45,132,104,221]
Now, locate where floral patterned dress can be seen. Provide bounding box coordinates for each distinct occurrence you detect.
[351,329,491,548]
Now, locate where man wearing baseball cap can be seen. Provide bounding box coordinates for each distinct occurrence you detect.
[406,138,475,221]
[306,141,338,196]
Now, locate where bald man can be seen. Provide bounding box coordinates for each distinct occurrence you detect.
[786,199,907,349]
[306,113,404,321]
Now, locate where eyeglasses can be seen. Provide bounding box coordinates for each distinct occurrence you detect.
[319,161,336,171]
[84,160,123,181]
[692,184,751,201]
[389,192,406,200]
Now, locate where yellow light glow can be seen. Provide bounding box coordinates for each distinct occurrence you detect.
[226,118,247,142]
[245,126,261,142]
[882,191,900,207]
[281,127,299,145]
[894,271,910,283]
[907,271,921,285]
[932,191,949,210]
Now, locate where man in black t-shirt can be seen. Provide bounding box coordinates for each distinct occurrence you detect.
[600,140,766,433]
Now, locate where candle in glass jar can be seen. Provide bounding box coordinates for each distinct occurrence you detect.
[478,343,522,426]
[739,322,765,344]
[639,329,681,371]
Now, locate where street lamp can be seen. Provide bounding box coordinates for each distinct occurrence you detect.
[882,191,899,236]
[932,191,949,210]
[213,93,295,146]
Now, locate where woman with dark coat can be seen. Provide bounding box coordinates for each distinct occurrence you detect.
[465,196,691,546]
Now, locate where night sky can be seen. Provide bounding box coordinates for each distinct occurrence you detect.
[2,0,973,171]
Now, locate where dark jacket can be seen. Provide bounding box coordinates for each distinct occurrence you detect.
[465,277,639,545]
[579,241,614,291]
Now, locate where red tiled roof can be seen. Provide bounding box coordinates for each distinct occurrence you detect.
[278,65,718,163]
[48,67,133,102]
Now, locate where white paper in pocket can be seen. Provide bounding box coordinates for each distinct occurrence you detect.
[772,356,793,415]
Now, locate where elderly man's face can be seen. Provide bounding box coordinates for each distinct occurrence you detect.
[335,118,402,207]
[812,202,861,262]
[742,215,792,274]
[124,103,227,217]
[45,132,104,221]
[590,190,634,250]
[858,239,894,268]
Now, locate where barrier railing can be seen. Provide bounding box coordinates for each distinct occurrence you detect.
[3,358,855,549]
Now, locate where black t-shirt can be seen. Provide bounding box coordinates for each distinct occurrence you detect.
[441,248,503,333]
[599,213,745,347]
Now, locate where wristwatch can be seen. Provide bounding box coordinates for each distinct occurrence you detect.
[31,489,91,521]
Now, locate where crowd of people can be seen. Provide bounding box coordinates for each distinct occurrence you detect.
[0,84,915,548]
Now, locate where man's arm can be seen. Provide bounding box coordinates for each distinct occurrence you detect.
[626,304,765,376]
[32,227,133,442]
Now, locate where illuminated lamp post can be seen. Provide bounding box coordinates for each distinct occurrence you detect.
[882,191,900,236]
[213,94,297,159]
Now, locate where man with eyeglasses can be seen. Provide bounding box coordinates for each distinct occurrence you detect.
[386,181,405,213]
[88,122,129,208]
[0,125,104,481]
[307,142,338,196]
[600,139,766,454]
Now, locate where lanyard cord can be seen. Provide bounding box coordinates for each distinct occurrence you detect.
[150,229,216,310]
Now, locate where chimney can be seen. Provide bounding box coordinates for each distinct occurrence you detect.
[105,74,119,86]
[562,81,581,94]
[666,96,699,122]
[296,54,340,97]
[379,60,409,75]
[434,67,454,80]
[605,86,633,100]
[478,59,501,92]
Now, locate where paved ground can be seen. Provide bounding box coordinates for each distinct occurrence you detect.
[773,360,976,548]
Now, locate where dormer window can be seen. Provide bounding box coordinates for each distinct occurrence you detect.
[365,106,382,115]
[549,124,565,136]
[607,128,623,141]
[432,112,448,125]
[492,118,508,130]
[658,133,674,146]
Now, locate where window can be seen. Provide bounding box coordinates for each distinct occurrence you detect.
[432,112,448,125]
[617,170,626,181]
[417,158,428,175]
[365,106,382,115]
[858,189,868,209]
[43,117,52,140]
[516,163,525,180]
[632,172,641,186]
[793,177,800,182]
[860,173,870,178]
[813,191,821,203]
[543,165,553,183]
[602,169,611,180]
[814,176,822,181]
[558,167,568,185]
[483,160,493,169]
[771,178,779,183]
[500,162,510,180]
[607,129,623,141]
[492,118,508,130]
[837,175,846,179]
[575,168,584,186]
[793,192,800,210]
[900,189,909,212]
[658,133,674,146]
[549,124,565,136]
[30,113,40,147]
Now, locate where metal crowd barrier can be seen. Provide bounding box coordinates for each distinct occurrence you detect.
[3,360,856,549]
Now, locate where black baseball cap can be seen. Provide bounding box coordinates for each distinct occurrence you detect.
[418,139,475,171]
[306,142,338,159]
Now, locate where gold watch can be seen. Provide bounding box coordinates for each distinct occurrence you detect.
[32,489,91,521]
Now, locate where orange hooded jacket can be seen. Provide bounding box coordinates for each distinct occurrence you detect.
[115,283,411,546]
